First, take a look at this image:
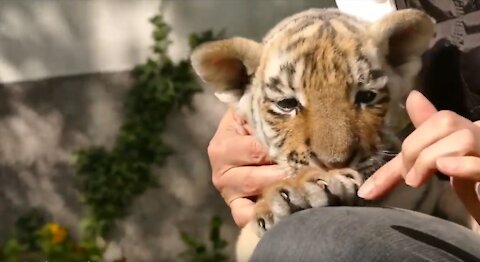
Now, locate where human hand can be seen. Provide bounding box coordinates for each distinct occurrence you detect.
[358,90,480,223]
[208,108,287,227]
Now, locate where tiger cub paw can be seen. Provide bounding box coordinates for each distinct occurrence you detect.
[253,167,364,235]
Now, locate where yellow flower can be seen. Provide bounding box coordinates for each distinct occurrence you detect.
[47,223,68,244]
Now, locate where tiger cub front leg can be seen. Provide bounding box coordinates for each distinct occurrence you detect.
[254,167,364,233]
[236,167,364,262]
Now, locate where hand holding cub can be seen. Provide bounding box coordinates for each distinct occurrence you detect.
[208,108,287,227]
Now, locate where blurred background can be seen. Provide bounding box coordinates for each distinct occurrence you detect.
[0,0,336,261]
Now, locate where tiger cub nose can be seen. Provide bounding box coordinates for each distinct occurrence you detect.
[326,158,352,169]
[310,148,357,169]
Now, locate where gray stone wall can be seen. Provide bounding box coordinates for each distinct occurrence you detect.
[0,69,234,262]
[0,71,232,261]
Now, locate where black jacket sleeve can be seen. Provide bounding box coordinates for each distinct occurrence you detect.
[396,0,480,120]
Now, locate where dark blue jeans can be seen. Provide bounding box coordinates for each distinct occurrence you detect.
[251,207,480,262]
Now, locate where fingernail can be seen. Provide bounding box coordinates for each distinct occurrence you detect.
[358,180,375,198]
[405,169,417,187]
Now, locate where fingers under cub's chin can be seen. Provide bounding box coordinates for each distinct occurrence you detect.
[437,156,480,180]
[220,165,287,199]
[230,198,255,228]
[230,107,247,124]
[234,122,249,136]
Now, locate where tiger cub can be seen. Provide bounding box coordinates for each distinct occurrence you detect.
[191,8,469,261]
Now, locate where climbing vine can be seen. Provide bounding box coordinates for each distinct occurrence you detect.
[1,12,225,261]
[75,14,221,239]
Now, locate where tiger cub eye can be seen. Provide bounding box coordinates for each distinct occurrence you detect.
[354,90,377,105]
[276,98,299,111]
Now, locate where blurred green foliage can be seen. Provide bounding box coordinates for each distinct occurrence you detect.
[180,216,228,262]
[75,14,222,238]
[0,210,103,262]
[1,12,226,261]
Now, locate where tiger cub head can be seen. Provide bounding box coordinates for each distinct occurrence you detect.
[191,9,434,175]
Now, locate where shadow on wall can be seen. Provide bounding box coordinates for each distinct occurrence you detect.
[0,72,132,242]
[0,1,237,261]
[0,71,234,261]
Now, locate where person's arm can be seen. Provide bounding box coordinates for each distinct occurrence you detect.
[208,108,287,227]
[359,90,480,224]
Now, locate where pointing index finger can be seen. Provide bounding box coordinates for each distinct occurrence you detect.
[358,154,404,199]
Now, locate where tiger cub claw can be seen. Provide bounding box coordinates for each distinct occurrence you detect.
[254,167,364,235]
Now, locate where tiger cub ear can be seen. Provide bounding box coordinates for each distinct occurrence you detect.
[369,9,435,77]
[191,37,262,104]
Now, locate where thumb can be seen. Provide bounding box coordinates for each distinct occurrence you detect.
[406,90,438,128]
